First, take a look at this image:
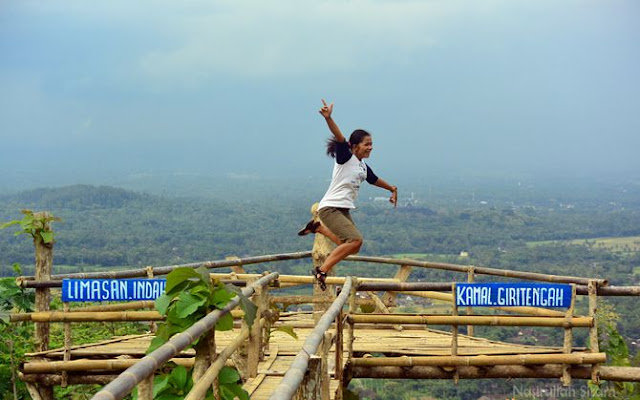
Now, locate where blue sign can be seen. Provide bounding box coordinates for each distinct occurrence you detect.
[62,279,166,302]
[455,283,572,308]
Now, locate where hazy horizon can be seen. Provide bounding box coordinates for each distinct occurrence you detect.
[2,1,639,191]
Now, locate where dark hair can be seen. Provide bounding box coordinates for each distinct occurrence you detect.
[326,129,371,158]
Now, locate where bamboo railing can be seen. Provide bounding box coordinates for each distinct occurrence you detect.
[91,272,279,400]
[269,278,353,400]
[12,243,640,399]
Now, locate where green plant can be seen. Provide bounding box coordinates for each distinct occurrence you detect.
[1,209,61,245]
[0,264,35,400]
[148,266,256,399]
[589,324,640,399]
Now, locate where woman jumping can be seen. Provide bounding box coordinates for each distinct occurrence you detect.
[298,99,398,290]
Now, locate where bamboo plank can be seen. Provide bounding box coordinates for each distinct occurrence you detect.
[348,314,593,327]
[350,352,606,367]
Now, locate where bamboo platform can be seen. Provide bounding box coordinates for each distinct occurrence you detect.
[24,311,588,399]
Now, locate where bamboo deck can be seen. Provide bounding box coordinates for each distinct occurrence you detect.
[24,311,586,399]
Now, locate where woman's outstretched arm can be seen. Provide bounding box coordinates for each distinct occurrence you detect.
[319,99,346,143]
[373,178,398,208]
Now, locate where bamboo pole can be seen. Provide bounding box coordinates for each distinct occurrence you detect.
[334,287,344,385]
[270,295,375,307]
[214,273,397,285]
[19,309,245,323]
[28,311,165,322]
[18,252,310,284]
[589,279,601,383]
[62,303,71,388]
[19,373,120,385]
[367,292,402,332]
[145,266,157,334]
[348,278,358,366]
[466,268,474,337]
[451,283,459,383]
[319,331,333,400]
[381,265,412,307]
[351,352,606,367]
[350,365,640,382]
[347,314,593,327]
[33,211,54,400]
[23,357,197,373]
[561,285,577,386]
[137,375,153,400]
[347,255,607,286]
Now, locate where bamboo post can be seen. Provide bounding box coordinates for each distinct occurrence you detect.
[259,275,273,357]
[368,291,402,331]
[192,327,216,386]
[451,283,459,384]
[320,332,333,400]
[61,302,71,388]
[293,355,322,400]
[466,267,475,337]
[137,375,153,400]
[335,287,344,386]
[145,266,157,333]
[226,256,246,274]
[246,280,264,378]
[310,203,335,323]
[347,278,358,365]
[381,264,412,307]
[234,278,258,379]
[589,279,601,383]
[33,211,54,400]
[562,284,577,386]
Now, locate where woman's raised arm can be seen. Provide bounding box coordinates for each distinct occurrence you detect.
[319,99,346,143]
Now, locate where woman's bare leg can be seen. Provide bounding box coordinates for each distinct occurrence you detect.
[316,224,342,246]
[319,239,362,274]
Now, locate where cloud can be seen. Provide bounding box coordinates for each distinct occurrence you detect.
[134,0,449,87]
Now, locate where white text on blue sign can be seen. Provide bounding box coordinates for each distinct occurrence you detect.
[62,279,166,302]
[455,283,572,308]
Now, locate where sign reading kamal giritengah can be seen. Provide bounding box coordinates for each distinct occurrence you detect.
[455,282,572,308]
[62,279,166,302]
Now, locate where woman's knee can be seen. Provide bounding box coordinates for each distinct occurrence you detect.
[348,238,363,254]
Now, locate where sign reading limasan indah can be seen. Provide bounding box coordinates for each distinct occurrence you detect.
[455,283,572,308]
[62,279,166,302]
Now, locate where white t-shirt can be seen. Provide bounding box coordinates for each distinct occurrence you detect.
[318,140,378,210]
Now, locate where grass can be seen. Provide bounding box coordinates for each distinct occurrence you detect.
[527,235,640,253]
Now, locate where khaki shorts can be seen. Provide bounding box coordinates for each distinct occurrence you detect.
[318,207,363,243]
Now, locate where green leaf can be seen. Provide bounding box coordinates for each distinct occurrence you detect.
[218,366,240,384]
[215,312,234,331]
[176,292,206,318]
[0,220,20,230]
[225,383,249,400]
[225,285,257,327]
[274,325,298,340]
[169,365,188,389]
[195,266,213,287]
[219,385,236,400]
[146,336,167,354]
[165,268,200,294]
[211,286,235,308]
[152,375,170,397]
[0,311,9,325]
[155,293,172,315]
[40,231,54,244]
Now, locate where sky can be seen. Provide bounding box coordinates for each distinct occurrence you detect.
[1,0,639,191]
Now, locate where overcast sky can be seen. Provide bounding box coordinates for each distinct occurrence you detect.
[1,0,639,189]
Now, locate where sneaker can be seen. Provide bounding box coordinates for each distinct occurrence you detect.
[297,220,320,236]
